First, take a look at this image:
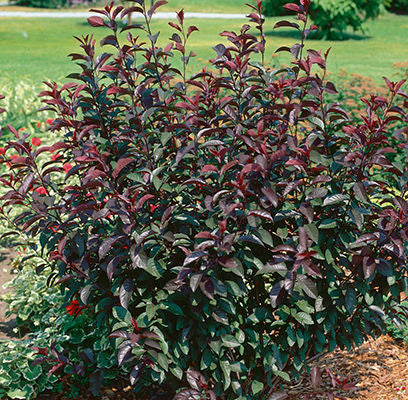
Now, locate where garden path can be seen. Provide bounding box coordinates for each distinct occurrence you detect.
[0,248,19,340]
[0,11,246,18]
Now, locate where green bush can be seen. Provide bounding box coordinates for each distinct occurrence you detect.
[385,0,408,13]
[262,0,289,16]
[263,0,384,39]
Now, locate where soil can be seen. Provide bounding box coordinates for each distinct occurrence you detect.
[0,247,407,400]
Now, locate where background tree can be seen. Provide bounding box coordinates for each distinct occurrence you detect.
[384,0,408,13]
[263,0,384,39]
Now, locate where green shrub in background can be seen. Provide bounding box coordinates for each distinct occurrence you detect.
[263,0,384,39]
[262,0,290,16]
[385,0,408,13]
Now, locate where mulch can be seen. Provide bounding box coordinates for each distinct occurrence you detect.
[283,334,408,400]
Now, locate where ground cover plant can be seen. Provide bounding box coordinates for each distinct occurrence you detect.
[0,256,126,399]
[1,0,408,399]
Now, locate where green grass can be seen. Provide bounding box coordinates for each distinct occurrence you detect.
[160,0,249,13]
[0,11,408,84]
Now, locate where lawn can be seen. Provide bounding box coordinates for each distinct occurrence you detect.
[0,0,250,13]
[0,10,408,84]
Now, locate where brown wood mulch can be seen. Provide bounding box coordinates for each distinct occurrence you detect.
[282,334,408,400]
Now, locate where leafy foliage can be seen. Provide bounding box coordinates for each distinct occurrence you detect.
[2,256,62,332]
[385,300,408,344]
[263,0,384,39]
[0,339,60,400]
[1,0,408,399]
[385,0,408,13]
[0,80,54,141]
[0,259,125,398]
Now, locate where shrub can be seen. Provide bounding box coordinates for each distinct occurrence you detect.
[263,0,384,39]
[262,0,290,16]
[385,0,408,13]
[1,0,408,399]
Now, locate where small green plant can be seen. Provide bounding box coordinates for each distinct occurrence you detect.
[2,258,62,332]
[0,79,53,140]
[0,257,126,398]
[0,339,61,399]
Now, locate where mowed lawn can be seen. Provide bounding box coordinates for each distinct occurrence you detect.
[0,10,408,83]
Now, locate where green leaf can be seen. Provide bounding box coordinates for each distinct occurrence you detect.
[226,280,245,297]
[112,306,131,323]
[345,287,357,314]
[286,325,296,347]
[165,302,184,316]
[294,311,314,325]
[319,218,337,229]
[209,340,221,353]
[276,227,288,239]
[221,334,241,348]
[325,248,334,264]
[170,366,183,380]
[257,228,274,246]
[353,182,368,202]
[7,385,34,399]
[305,223,319,243]
[255,262,287,276]
[251,380,264,395]
[190,273,202,292]
[297,275,318,299]
[145,257,163,278]
[0,372,11,386]
[351,208,363,230]
[220,360,231,390]
[201,349,212,369]
[274,370,290,381]
[296,300,314,314]
[323,194,348,206]
[157,353,169,371]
